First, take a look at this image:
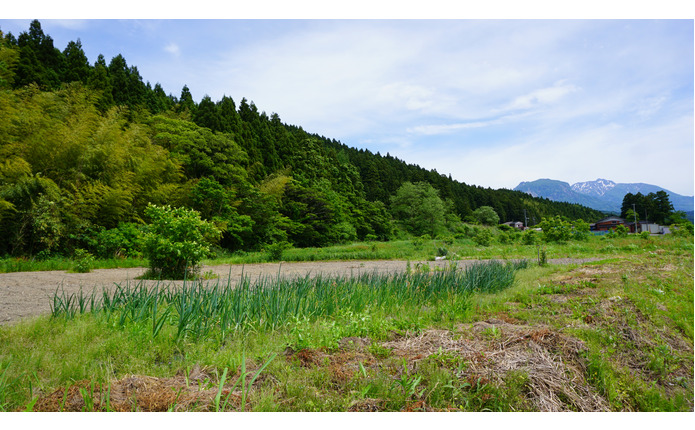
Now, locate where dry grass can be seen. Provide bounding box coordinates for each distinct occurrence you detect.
[31,365,252,412]
[380,322,609,411]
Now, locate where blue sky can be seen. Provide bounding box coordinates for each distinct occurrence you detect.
[2,3,694,196]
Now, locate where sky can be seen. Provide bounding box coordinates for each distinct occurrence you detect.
[2,2,694,197]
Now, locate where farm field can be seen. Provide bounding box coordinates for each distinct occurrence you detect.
[0,235,692,412]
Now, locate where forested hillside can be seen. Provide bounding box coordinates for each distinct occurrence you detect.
[0,20,603,257]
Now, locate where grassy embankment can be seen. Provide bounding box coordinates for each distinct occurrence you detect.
[0,233,692,411]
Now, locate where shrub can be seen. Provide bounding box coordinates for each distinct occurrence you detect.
[538,216,590,243]
[72,248,95,273]
[473,229,493,247]
[142,205,221,279]
[521,229,540,245]
[265,241,292,261]
[498,231,515,244]
[606,224,629,238]
[94,223,145,258]
[671,222,693,238]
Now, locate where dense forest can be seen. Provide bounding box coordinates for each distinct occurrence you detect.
[0,20,604,258]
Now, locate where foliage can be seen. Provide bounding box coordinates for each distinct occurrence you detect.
[473,228,493,247]
[472,206,500,226]
[670,222,693,238]
[0,20,607,259]
[606,224,629,238]
[621,191,674,225]
[390,182,448,237]
[538,216,590,243]
[0,235,692,411]
[71,248,95,273]
[265,241,292,261]
[142,204,221,279]
[94,223,144,258]
[521,229,540,245]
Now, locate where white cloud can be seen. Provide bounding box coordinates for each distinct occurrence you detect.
[500,81,580,112]
[164,42,180,56]
[405,113,694,196]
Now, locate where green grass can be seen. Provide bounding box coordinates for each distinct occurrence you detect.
[0,234,692,411]
[0,230,671,273]
[0,256,147,274]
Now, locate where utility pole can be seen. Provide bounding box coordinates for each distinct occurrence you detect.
[524,209,528,228]
[632,203,638,233]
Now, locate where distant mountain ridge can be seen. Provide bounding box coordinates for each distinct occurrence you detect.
[514,178,694,215]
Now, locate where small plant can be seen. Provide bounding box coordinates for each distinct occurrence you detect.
[201,270,218,280]
[265,241,291,261]
[393,359,423,400]
[368,343,392,359]
[481,325,502,339]
[214,353,277,411]
[537,245,547,266]
[72,249,95,273]
[415,262,431,273]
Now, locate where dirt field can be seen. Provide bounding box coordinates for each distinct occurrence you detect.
[0,258,598,325]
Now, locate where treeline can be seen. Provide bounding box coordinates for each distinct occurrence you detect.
[620,191,679,225]
[0,21,603,257]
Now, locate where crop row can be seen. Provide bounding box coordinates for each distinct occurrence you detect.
[51,260,528,341]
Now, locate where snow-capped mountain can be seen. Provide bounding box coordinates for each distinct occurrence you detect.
[514,178,694,215]
[571,178,616,197]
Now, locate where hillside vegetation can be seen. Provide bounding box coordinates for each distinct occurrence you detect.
[1,21,603,260]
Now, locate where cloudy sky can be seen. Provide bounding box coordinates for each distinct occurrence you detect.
[2,3,693,196]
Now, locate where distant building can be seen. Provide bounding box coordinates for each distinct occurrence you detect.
[503,221,524,230]
[626,222,663,234]
[591,216,625,232]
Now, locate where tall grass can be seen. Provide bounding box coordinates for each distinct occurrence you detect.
[50,260,528,342]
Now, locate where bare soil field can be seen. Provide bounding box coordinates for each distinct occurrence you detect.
[0,258,599,325]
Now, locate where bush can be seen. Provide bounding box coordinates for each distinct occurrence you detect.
[265,241,292,261]
[498,231,517,244]
[671,222,693,238]
[94,223,145,258]
[142,205,221,279]
[521,229,540,245]
[473,229,493,247]
[72,248,95,273]
[538,216,590,243]
[606,224,629,238]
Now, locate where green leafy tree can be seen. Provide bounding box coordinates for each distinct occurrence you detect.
[472,206,500,226]
[142,204,221,279]
[0,30,19,89]
[538,216,590,243]
[390,181,447,237]
[189,177,253,249]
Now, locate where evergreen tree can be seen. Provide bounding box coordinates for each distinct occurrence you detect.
[62,39,90,83]
[176,84,196,115]
[193,95,221,131]
[87,54,114,111]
